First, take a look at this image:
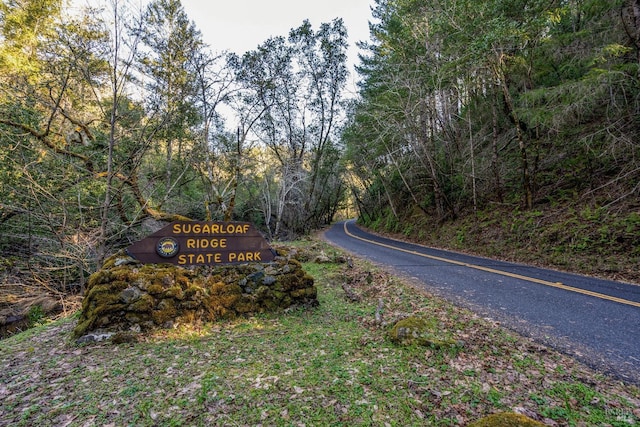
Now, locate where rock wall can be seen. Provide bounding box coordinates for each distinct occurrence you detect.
[73,251,317,339]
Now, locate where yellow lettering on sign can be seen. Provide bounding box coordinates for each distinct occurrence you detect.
[178,252,224,264]
[244,251,261,261]
[186,238,227,249]
[179,254,193,264]
[226,251,263,263]
[172,222,252,235]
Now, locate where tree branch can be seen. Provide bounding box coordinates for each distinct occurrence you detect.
[0,118,94,172]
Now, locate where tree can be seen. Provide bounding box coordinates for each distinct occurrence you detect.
[345,0,640,231]
[0,0,111,288]
[137,0,203,207]
[234,19,349,237]
[0,0,204,292]
[190,50,237,220]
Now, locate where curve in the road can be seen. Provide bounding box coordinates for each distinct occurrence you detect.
[341,221,640,309]
[324,219,640,385]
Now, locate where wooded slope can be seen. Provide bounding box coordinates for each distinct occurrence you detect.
[344,0,640,282]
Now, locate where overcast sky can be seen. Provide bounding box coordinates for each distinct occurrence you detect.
[71,0,375,91]
[70,0,374,107]
[179,0,374,77]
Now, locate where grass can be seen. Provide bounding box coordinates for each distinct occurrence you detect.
[0,239,639,426]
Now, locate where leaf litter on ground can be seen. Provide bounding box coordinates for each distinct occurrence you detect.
[0,239,638,426]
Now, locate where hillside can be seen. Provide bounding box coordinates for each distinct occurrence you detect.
[1,240,639,426]
[344,0,640,282]
[358,193,640,286]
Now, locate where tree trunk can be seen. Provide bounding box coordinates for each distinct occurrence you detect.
[491,100,504,203]
[495,56,533,209]
[224,128,243,221]
[633,0,640,64]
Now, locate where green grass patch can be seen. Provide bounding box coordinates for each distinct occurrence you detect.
[0,239,638,426]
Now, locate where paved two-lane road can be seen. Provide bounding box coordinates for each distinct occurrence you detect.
[324,220,640,385]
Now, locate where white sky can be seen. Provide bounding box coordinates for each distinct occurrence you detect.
[71,0,375,92]
[70,0,374,120]
[180,0,375,86]
[180,0,376,119]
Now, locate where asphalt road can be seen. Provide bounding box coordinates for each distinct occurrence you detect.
[323,219,640,385]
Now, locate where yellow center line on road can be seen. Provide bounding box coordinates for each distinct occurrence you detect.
[343,221,640,308]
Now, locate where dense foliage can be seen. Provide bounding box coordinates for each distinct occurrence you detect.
[1,0,639,296]
[0,0,348,294]
[345,0,640,225]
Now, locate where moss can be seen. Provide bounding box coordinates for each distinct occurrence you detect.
[468,412,545,427]
[146,284,164,295]
[163,286,185,300]
[291,287,317,300]
[301,273,314,289]
[203,282,242,320]
[287,258,302,267]
[87,270,112,288]
[93,300,126,318]
[76,257,318,337]
[175,275,190,288]
[109,267,134,282]
[125,312,149,324]
[132,277,151,291]
[152,299,177,326]
[255,285,272,300]
[235,300,259,313]
[272,245,290,257]
[100,251,134,269]
[86,281,129,302]
[184,285,205,299]
[139,264,162,276]
[85,293,122,316]
[388,316,457,348]
[274,274,297,292]
[258,295,278,311]
[279,294,292,308]
[130,294,155,312]
[76,290,124,333]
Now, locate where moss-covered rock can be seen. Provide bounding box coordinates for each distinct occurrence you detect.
[468,412,545,427]
[73,251,318,339]
[388,315,457,348]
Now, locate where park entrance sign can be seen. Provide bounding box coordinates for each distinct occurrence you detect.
[126,221,275,266]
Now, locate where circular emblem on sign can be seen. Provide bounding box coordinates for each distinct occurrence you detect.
[156,237,179,258]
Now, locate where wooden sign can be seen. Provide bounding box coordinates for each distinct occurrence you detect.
[126,221,276,265]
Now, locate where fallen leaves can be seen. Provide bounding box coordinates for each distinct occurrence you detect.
[0,243,639,426]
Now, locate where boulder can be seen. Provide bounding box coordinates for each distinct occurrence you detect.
[73,251,317,340]
[388,315,458,348]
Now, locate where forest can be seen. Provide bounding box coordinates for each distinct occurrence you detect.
[345,0,640,283]
[1,0,639,307]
